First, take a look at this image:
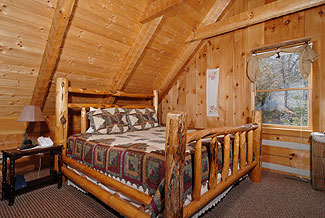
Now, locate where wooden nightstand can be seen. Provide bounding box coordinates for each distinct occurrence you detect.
[1,145,62,206]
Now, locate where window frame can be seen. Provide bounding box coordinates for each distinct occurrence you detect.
[252,52,313,130]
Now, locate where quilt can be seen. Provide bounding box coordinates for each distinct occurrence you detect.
[67,127,229,215]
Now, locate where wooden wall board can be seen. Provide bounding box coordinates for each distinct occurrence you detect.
[320,34,325,131]
[160,5,325,178]
[281,12,305,42]
[262,145,311,170]
[262,127,312,138]
[195,43,207,128]
[186,59,197,128]
[262,133,309,144]
[74,2,142,32]
[233,28,249,126]
[1,0,55,19]
[219,33,234,127]
[206,38,220,127]
[0,2,53,28]
[247,0,266,10]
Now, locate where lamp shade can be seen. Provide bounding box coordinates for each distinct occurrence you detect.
[18,105,45,122]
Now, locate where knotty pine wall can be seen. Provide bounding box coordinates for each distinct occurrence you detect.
[0,0,148,149]
[0,0,56,149]
[160,2,325,178]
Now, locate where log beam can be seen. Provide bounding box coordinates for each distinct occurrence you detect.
[247,130,254,164]
[164,112,187,218]
[249,110,262,183]
[31,0,75,108]
[55,78,68,149]
[62,166,150,218]
[55,77,68,177]
[186,0,325,42]
[240,131,247,169]
[222,135,231,181]
[193,139,202,201]
[80,107,87,133]
[140,0,184,24]
[155,0,231,100]
[233,132,240,174]
[67,104,154,109]
[63,156,152,206]
[208,136,218,190]
[183,162,257,218]
[107,16,163,103]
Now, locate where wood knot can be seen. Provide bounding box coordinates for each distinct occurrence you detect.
[236,83,239,87]
[284,19,290,25]
[248,11,254,19]
[319,10,323,16]
[17,41,23,47]
[241,52,245,56]
[271,25,276,31]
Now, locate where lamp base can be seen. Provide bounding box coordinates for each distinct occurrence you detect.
[20,133,37,150]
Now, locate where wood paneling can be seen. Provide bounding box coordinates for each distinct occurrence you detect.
[0,0,324,180]
[161,4,325,178]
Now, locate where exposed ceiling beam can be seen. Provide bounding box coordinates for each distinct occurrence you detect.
[107,16,163,103]
[186,0,325,42]
[31,0,75,108]
[140,0,185,24]
[155,0,232,100]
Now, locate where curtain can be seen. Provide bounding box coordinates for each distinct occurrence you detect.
[247,44,319,82]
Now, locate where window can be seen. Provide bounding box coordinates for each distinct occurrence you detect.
[254,51,311,127]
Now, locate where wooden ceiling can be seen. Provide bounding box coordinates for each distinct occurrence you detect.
[0,0,322,117]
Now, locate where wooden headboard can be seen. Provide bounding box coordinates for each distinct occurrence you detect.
[55,77,158,147]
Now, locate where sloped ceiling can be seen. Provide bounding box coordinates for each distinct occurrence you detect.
[42,0,222,114]
[0,0,227,116]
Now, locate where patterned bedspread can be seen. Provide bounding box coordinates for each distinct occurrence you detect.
[67,127,226,215]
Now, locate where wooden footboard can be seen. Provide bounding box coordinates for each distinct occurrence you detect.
[55,77,262,218]
[165,111,262,218]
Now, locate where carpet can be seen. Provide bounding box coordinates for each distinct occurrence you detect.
[1,170,324,218]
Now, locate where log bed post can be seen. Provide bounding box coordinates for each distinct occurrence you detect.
[249,110,262,183]
[153,90,158,118]
[164,112,187,218]
[55,78,68,154]
[208,136,218,190]
[81,107,87,133]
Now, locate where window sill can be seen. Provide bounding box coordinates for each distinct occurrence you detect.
[262,125,312,138]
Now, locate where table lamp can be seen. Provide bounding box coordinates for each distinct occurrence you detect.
[18,105,45,149]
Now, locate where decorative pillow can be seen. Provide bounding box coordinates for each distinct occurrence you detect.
[87,108,129,134]
[86,107,97,133]
[127,108,159,131]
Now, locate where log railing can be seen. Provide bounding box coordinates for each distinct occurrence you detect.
[165,111,262,218]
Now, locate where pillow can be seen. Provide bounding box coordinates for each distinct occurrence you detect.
[86,107,97,133]
[87,108,129,134]
[127,108,159,131]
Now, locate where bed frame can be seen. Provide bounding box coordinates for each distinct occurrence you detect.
[55,77,262,218]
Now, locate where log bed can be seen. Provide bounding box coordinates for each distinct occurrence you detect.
[55,77,262,218]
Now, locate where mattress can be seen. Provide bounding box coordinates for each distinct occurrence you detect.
[67,127,230,216]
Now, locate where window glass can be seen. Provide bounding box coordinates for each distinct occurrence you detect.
[256,53,308,90]
[254,51,310,127]
[255,90,308,126]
